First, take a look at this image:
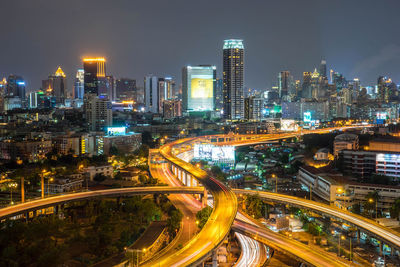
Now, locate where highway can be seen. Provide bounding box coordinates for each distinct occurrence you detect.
[235,189,400,250]
[145,139,238,266]
[233,219,347,267]
[0,186,204,220]
[175,146,354,267]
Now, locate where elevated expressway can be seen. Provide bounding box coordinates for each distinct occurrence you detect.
[235,189,400,251]
[0,187,204,220]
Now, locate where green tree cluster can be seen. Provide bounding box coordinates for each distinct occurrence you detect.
[196,206,213,229]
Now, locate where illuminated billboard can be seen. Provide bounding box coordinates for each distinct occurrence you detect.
[280,119,297,131]
[212,146,235,162]
[194,144,213,160]
[194,144,235,163]
[304,111,312,123]
[106,127,126,136]
[183,66,216,112]
[191,78,213,98]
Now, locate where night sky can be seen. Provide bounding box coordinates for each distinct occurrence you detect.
[1,0,400,92]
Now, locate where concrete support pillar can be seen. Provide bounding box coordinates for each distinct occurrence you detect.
[183,172,187,185]
[21,177,25,203]
[379,242,383,256]
[390,247,394,256]
[212,250,218,267]
[202,189,208,208]
[357,229,360,243]
[187,174,191,186]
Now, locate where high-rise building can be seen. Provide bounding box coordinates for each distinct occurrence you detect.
[182,65,216,112]
[144,75,159,113]
[42,66,67,104]
[302,72,312,98]
[223,39,244,120]
[377,76,396,103]
[278,71,290,99]
[215,78,224,111]
[333,72,347,92]
[6,75,26,100]
[73,69,84,99]
[244,96,263,121]
[163,99,182,119]
[98,75,114,100]
[115,78,136,101]
[83,57,106,95]
[319,60,327,77]
[83,94,112,131]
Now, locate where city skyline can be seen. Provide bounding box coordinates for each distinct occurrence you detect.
[1,0,400,91]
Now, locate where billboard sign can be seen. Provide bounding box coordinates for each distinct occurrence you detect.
[280,119,297,131]
[106,127,126,136]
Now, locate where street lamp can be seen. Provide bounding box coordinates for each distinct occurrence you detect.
[8,182,18,205]
[271,174,277,193]
[125,248,146,267]
[47,177,54,197]
[369,198,378,219]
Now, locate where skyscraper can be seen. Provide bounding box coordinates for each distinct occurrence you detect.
[144,75,159,113]
[223,39,244,120]
[73,69,84,99]
[278,71,290,99]
[83,57,106,95]
[6,75,26,100]
[182,65,216,113]
[319,60,327,78]
[42,66,67,104]
[115,78,136,101]
[377,76,396,103]
[301,72,312,99]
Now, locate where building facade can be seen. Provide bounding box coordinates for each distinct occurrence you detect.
[223,39,244,120]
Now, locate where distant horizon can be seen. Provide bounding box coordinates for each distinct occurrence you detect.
[1,0,400,91]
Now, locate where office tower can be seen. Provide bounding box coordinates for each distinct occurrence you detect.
[6,75,26,99]
[182,65,216,112]
[115,78,136,101]
[84,94,112,131]
[73,69,84,99]
[144,75,159,113]
[223,39,244,120]
[377,76,396,103]
[163,77,175,100]
[319,60,327,77]
[98,75,114,100]
[301,72,312,98]
[83,57,106,95]
[278,71,290,99]
[42,66,67,104]
[333,72,347,92]
[310,69,320,99]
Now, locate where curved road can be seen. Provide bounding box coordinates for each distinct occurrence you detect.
[147,138,238,266]
[235,189,400,249]
[0,186,204,220]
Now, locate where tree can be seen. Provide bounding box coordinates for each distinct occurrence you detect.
[196,206,213,229]
[244,194,263,218]
[390,198,400,220]
[167,210,183,237]
[93,173,107,182]
[351,203,361,215]
[210,166,227,182]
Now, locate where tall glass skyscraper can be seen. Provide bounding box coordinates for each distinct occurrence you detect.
[223,39,244,120]
[83,57,106,95]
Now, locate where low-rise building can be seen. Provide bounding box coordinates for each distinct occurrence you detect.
[333,133,359,157]
[48,178,83,194]
[83,165,114,181]
[297,166,400,213]
[0,139,52,162]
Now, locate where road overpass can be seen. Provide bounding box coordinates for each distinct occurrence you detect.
[155,138,238,266]
[235,189,400,251]
[0,186,205,220]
